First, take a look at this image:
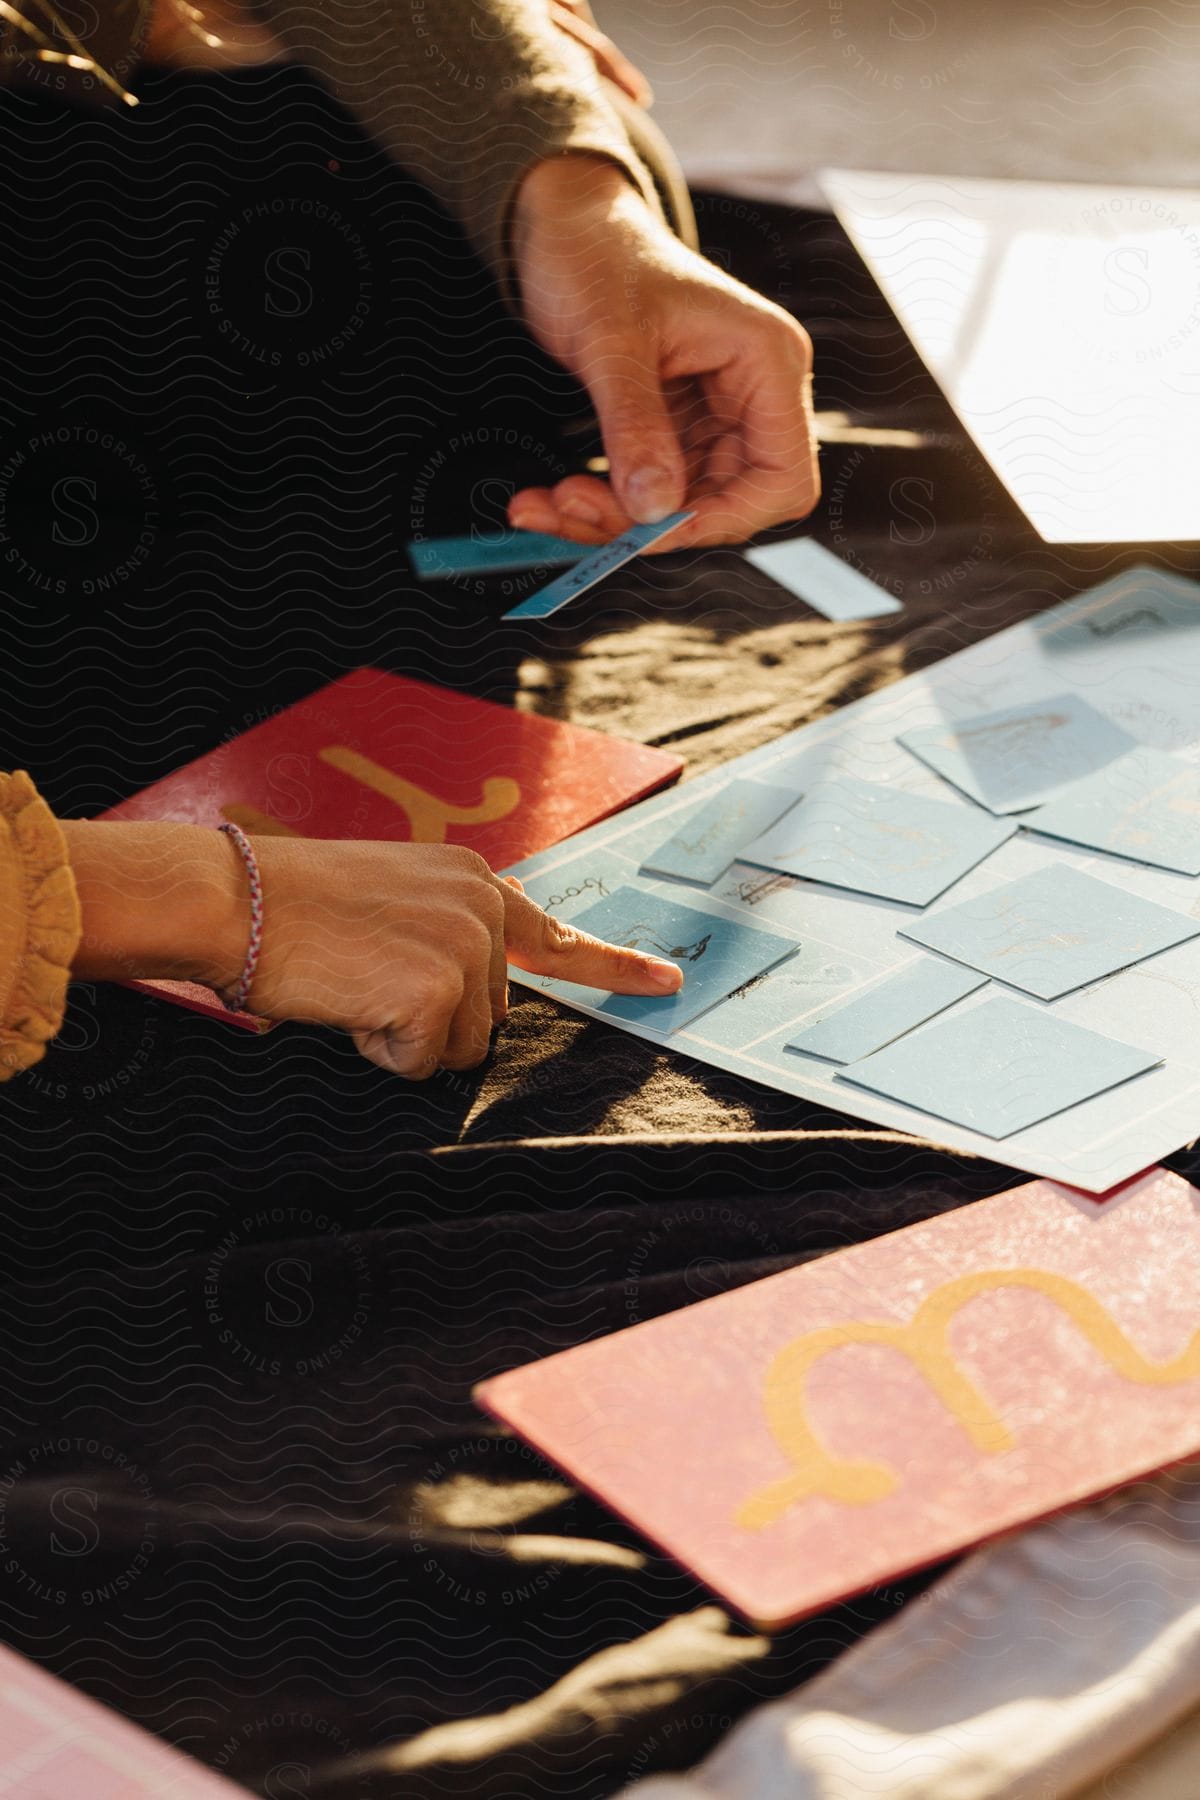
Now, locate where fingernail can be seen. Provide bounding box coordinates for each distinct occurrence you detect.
[625,466,678,524]
[560,495,603,527]
[646,957,683,991]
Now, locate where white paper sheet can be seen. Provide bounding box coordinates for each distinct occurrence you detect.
[820,170,1200,544]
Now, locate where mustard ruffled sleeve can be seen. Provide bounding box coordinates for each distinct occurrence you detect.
[0,772,82,1080]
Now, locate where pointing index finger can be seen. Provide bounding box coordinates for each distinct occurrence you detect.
[500,882,684,995]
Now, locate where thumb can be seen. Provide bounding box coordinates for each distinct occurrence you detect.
[502,885,683,995]
[585,340,686,524]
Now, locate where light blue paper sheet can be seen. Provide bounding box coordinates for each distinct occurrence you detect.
[501,512,693,620]
[741,536,899,622]
[640,780,798,885]
[1024,745,1200,875]
[500,566,1200,1192]
[740,777,1017,905]
[408,531,584,580]
[838,995,1161,1139]
[786,959,987,1064]
[743,538,902,621]
[898,693,1135,813]
[901,864,1200,1000]
[534,886,798,1031]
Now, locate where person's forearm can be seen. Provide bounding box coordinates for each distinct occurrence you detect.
[513,152,643,251]
[59,820,246,991]
[260,0,666,287]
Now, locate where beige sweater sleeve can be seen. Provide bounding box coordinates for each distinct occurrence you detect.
[0,2,694,278]
[260,1,676,279]
[0,772,82,1080]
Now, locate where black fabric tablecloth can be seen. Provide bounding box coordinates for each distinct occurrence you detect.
[2,63,1199,1799]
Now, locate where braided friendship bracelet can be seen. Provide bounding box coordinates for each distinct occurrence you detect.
[217,821,264,1012]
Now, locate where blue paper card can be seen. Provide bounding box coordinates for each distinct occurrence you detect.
[743,538,902,621]
[408,532,584,580]
[740,777,1017,905]
[1025,745,1200,876]
[899,693,1135,814]
[640,780,798,885]
[786,958,987,1064]
[901,864,1200,1000]
[502,512,693,621]
[838,995,1161,1138]
[541,886,798,1030]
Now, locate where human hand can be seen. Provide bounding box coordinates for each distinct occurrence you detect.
[508,156,819,551]
[239,839,683,1076]
[63,824,684,1080]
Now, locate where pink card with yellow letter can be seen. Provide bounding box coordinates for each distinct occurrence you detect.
[0,1641,249,1795]
[476,1168,1200,1629]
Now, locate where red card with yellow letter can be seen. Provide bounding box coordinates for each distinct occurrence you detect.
[101,667,682,1028]
[477,1167,1200,1630]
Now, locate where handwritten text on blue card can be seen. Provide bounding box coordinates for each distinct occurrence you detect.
[899,694,1135,814]
[502,512,693,621]
[640,780,798,885]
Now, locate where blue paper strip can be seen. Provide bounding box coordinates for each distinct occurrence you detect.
[743,538,902,621]
[502,512,693,621]
[408,531,585,580]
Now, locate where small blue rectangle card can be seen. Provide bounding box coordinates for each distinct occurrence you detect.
[838,995,1161,1138]
[408,531,584,580]
[502,512,693,621]
[640,780,798,885]
[901,864,1200,1000]
[786,958,987,1064]
[743,537,901,621]
[1025,745,1200,876]
[534,886,798,1031]
[740,776,1016,905]
[899,693,1135,814]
